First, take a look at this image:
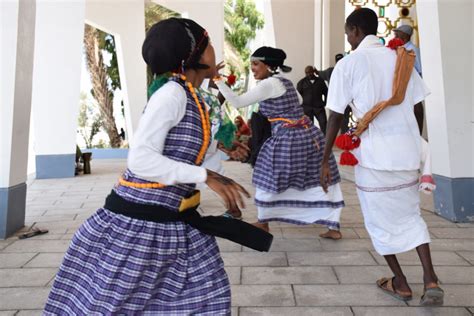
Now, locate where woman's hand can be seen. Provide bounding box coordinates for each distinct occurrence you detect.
[320,160,331,193]
[205,169,251,210]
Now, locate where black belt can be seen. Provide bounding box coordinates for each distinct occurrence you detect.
[104,190,273,252]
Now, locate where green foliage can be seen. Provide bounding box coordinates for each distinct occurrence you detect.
[224,0,264,73]
[77,92,103,149]
[96,31,121,94]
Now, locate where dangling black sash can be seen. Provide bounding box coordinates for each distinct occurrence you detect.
[104,190,273,252]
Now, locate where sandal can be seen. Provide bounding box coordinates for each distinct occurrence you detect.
[376,277,413,302]
[319,230,342,240]
[420,283,444,306]
[221,211,242,220]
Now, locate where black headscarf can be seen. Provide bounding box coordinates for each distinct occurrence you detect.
[142,18,209,75]
[251,46,292,73]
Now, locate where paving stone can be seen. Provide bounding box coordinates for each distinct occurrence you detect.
[287,251,376,266]
[407,284,474,307]
[222,252,287,267]
[294,284,406,306]
[457,251,474,265]
[320,239,375,251]
[457,223,474,228]
[0,253,36,268]
[371,250,470,266]
[430,228,474,239]
[468,307,474,314]
[244,239,321,252]
[241,266,338,284]
[239,307,352,316]
[13,234,66,241]
[281,227,359,239]
[0,240,16,251]
[225,267,241,285]
[335,266,474,284]
[217,238,243,252]
[3,240,71,253]
[231,307,238,316]
[0,287,50,310]
[353,227,371,239]
[24,253,65,268]
[0,311,16,316]
[352,307,471,316]
[0,268,57,287]
[43,209,88,216]
[16,310,44,316]
[231,285,294,307]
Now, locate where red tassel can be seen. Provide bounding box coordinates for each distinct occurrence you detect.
[340,151,358,166]
[335,134,353,150]
[335,134,360,150]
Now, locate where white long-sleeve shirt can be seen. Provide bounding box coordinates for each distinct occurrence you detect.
[215,75,302,108]
[127,81,207,184]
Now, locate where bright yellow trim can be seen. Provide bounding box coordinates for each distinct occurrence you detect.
[268,117,294,124]
[118,74,210,190]
[179,191,201,212]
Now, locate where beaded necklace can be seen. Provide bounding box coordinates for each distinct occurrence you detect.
[119,74,210,189]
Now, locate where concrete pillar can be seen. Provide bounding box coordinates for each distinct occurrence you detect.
[0,0,36,238]
[417,0,473,222]
[85,0,147,142]
[31,0,85,179]
[154,0,225,63]
[270,0,315,84]
[315,0,345,71]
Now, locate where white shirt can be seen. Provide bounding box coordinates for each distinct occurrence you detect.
[216,75,303,108]
[327,35,430,171]
[127,81,208,184]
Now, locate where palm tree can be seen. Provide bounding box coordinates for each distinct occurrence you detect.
[83,24,122,148]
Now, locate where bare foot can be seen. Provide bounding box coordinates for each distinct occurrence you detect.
[252,222,270,233]
[319,229,342,240]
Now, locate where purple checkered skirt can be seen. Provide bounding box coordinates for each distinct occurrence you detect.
[43,209,230,315]
[44,79,230,315]
[253,77,340,193]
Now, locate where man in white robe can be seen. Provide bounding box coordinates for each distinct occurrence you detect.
[320,8,444,306]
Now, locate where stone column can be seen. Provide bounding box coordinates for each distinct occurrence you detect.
[0,0,36,238]
[31,0,85,179]
[417,0,473,222]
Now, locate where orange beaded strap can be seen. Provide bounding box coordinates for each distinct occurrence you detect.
[118,74,211,189]
[268,117,320,150]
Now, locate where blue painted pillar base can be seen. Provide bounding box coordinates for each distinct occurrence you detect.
[36,154,75,179]
[433,175,474,222]
[0,183,26,239]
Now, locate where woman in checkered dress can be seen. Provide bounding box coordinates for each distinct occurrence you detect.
[43,18,250,315]
[215,47,345,239]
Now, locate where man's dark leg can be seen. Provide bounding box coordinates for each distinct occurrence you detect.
[415,243,439,285]
[384,254,412,293]
[303,107,314,124]
[316,109,327,134]
[414,102,424,135]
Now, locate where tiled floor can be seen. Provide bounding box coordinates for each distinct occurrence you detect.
[0,160,472,315]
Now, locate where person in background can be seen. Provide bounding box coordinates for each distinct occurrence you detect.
[394,24,424,134]
[297,66,328,133]
[249,110,272,167]
[317,53,344,84]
